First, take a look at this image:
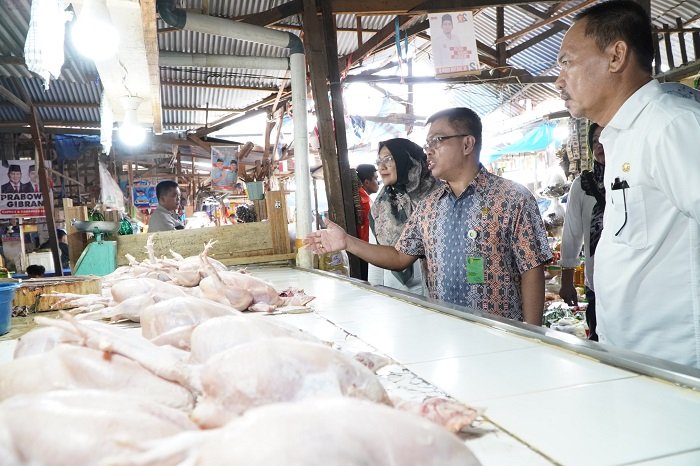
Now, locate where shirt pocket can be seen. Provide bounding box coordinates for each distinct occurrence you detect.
[609,186,647,249]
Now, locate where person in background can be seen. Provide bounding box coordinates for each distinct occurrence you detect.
[555,1,700,367]
[39,229,70,269]
[26,264,45,278]
[355,164,379,280]
[1,165,23,194]
[305,107,552,325]
[148,181,184,232]
[368,138,438,294]
[211,159,226,189]
[559,123,605,340]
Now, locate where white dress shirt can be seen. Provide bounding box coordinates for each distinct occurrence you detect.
[596,79,700,368]
[560,176,597,290]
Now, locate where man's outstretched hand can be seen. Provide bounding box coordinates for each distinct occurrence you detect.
[302,219,348,254]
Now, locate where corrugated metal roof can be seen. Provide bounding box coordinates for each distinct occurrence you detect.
[0,0,697,138]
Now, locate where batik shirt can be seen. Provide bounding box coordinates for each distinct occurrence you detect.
[396,166,552,321]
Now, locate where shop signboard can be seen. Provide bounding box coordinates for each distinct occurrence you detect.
[0,160,50,218]
[428,11,480,77]
[210,145,239,192]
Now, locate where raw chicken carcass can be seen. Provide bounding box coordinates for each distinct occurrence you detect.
[110,277,188,304]
[393,397,480,433]
[198,253,283,311]
[188,314,320,363]
[0,344,194,411]
[0,390,197,466]
[12,326,82,358]
[103,398,480,466]
[34,315,197,392]
[140,296,242,350]
[192,337,390,428]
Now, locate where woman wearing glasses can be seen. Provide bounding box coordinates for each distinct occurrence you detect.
[367,138,438,294]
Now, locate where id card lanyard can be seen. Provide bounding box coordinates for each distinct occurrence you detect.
[466,206,488,284]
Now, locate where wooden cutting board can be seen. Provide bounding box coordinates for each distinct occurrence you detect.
[13,276,103,313]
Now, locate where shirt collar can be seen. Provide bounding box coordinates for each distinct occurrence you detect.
[439,164,488,200]
[156,204,178,216]
[606,79,661,131]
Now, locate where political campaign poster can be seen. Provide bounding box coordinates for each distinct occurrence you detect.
[429,11,480,77]
[0,160,50,218]
[211,145,239,192]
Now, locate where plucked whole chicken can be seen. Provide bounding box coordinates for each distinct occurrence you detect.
[102,398,481,466]
[0,390,197,466]
[192,337,391,428]
[188,314,320,363]
[0,344,195,411]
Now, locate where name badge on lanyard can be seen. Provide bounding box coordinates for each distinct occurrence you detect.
[466,256,484,284]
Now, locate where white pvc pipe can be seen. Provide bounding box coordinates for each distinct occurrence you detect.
[159,52,288,70]
[183,13,291,49]
[289,52,312,268]
[173,9,313,268]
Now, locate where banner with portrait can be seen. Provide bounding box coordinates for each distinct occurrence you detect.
[429,11,480,77]
[0,160,50,218]
[210,145,240,192]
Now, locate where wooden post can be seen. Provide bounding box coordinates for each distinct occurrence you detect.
[127,162,134,209]
[18,221,25,272]
[663,24,675,69]
[496,7,507,72]
[265,190,291,255]
[301,0,348,229]
[676,17,688,64]
[320,1,361,278]
[29,108,63,276]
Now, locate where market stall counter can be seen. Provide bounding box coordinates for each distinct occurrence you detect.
[0,265,698,465]
[245,266,700,466]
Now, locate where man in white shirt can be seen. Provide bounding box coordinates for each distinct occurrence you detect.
[559,123,605,340]
[433,14,464,74]
[556,0,700,367]
[148,180,185,233]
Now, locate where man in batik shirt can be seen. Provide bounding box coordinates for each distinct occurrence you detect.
[305,107,551,325]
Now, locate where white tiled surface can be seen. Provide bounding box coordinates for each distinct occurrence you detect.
[406,345,635,404]
[253,267,700,466]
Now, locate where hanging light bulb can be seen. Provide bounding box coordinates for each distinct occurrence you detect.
[118,96,146,147]
[71,0,119,61]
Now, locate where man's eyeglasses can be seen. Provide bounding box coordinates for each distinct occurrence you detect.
[375,155,395,167]
[423,134,471,152]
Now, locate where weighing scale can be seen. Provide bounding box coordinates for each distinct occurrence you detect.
[72,220,118,276]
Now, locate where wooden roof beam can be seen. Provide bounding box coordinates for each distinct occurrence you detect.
[338,15,419,72]
[0,84,30,114]
[495,0,596,44]
[507,26,563,57]
[330,0,560,14]
[344,71,556,85]
[160,80,280,92]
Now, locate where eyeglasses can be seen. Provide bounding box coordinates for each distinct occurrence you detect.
[375,155,395,167]
[423,134,471,152]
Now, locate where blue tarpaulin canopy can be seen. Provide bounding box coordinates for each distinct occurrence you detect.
[486,122,555,163]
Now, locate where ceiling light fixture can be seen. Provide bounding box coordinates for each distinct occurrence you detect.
[118,96,146,147]
[71,0,119,61]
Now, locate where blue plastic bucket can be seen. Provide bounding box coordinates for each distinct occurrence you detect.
[0,282,20,336]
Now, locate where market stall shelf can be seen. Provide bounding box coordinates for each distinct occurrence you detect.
[116,191,293,266]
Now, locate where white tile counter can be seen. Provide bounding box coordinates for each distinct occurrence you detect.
[252,266,700,466]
